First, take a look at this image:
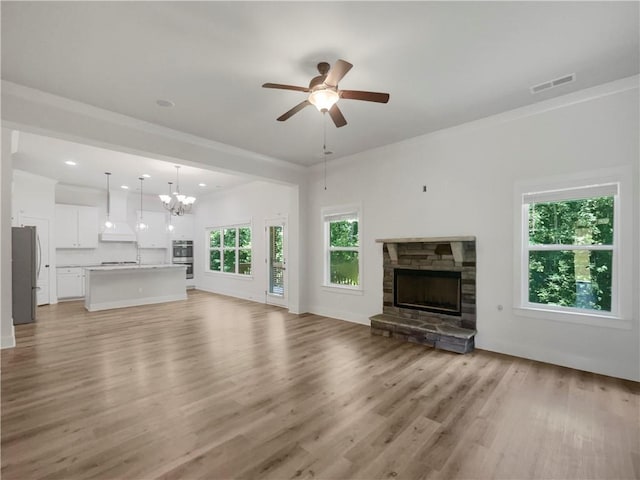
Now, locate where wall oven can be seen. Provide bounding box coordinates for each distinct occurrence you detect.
[173,240,193,259]
[172,240,193,279]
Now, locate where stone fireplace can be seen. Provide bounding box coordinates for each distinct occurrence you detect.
[370,237,476,353]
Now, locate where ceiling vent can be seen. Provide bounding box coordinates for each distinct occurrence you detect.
[530,73,576,94]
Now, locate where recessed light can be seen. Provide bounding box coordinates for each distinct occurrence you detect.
[198,183,206,187]
[142,173,151,178]
[65,160,77,166]
[121,185,129,190]
[156,99,175,108]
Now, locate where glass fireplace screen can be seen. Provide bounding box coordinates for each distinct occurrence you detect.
[394,269,462,316]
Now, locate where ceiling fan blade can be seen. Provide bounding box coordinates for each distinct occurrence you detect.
[277,100,311,122]
[340,90,390,103]
[263,83,310,93]
[324,59,353,87]
[328,104,347,128]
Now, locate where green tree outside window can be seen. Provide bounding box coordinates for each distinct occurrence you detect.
[527,196,614,312]
[327,217,359,287]
[208,226,251,275]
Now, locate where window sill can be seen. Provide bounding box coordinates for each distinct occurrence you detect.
[513,306,631,330]
[322,284,364,296]
[203,271,254,281]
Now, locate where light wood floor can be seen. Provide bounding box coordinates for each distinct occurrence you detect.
[2,290,638,480]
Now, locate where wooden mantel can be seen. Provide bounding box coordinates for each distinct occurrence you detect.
[376,236,476,264]
[375,236,476,243]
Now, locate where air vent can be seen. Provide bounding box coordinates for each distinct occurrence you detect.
[530,73,576,94]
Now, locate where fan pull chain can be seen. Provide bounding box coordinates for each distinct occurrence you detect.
[323,113,328,190]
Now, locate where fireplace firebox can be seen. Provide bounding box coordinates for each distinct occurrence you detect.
[394,268,462,316]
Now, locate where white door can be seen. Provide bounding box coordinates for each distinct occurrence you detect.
[265,219,287,307]
[20,216,50,306]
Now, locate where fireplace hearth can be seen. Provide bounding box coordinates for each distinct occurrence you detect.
[371,237,477,354]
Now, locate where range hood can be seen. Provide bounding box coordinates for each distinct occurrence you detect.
[100,191,136,242]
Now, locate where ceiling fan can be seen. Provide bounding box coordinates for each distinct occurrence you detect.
[262,59,390,128]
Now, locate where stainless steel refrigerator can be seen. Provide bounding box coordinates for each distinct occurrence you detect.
[12,226,37,324]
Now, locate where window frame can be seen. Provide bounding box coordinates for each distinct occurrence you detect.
[206,223,253,277]
[513,167,633,329]
[521,184,619,318]
[322,205,362,291]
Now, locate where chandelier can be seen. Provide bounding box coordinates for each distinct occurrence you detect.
[159,166,196,216]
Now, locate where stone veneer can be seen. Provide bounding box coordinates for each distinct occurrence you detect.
[370,236,477,354]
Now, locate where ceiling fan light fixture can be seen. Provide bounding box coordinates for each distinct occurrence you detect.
[263,59,388,127]
[308,88,339,111]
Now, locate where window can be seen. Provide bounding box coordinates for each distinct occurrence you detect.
[522,183,618,316]
[323,208,361,289]
[207,225,252,275]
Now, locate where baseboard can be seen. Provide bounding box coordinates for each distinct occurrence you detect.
[1,324,16,349]
[195,285,262,303]
[307,305,371,326]
[287,303,301,315]
[477,338,640,382]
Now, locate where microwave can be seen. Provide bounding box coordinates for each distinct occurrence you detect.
[172,240,193,259]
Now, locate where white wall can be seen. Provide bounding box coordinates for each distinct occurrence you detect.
[306,80,639,381]
[194,181,298,309]
[1,129,15,348]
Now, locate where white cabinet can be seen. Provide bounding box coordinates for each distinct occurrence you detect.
[55,205,98,248]
[77,206,98,247]
[137,211,168,248]
[57,267,85,299]
[55,206,78,248]
[169,214,194,240]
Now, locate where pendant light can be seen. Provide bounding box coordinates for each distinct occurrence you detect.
[161,181,176,232]
[136,176,147,231]
[104,172,114,229]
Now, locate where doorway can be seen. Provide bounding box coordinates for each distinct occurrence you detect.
[265,219,287,307]
[18,216,50,306]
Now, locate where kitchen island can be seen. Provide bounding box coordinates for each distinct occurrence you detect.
[84,264,187,312]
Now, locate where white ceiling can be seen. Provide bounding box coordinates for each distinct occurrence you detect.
[2,2,639,167]
[12,132,250,195]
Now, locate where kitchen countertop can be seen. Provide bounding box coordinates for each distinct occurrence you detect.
[85,264,185,271]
